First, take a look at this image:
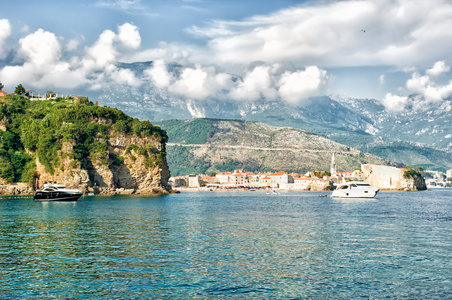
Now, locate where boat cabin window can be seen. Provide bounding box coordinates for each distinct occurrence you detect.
[339,185,349,189]
[356,183,371,187]
[350,184,358,188]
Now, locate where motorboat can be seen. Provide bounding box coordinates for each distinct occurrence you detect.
[331,181,379,198]
[33,183,83,201]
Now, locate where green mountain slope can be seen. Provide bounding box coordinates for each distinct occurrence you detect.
[367,141,452,172]
[157,118,391,176]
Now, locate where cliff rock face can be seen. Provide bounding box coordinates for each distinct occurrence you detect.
[35,135,171,194]
[401,173,427,191]
[107,134,170,194]
[35,142,90,188]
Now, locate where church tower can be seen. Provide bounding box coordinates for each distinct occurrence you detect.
[330,153,337,175]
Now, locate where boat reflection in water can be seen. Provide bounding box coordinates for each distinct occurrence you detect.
[33,183,83,202]
[331,181,379,198]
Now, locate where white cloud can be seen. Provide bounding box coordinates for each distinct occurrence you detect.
[2,0,452,108]
[85,29,118,68]
[381,61,452,112]
[144,59,173,89]
[84,22,141,69]
[110,68,141,87]
[0,19,12,59]
[381,93,409,113]
[191,0,452,69]
[117,23,141,50]
[0,28,80,89]
[4,32,88,90]
[426,61,450,77]
[168,64,231,100]
[66,39,80,52]
[278,66,328,104]
[144,61,328,104]
[229,65,279,101]
[379,75,385,85]
[186,21,234,38]
[124,41,190,64]
[18,29,62,68]
[95,0,143,10]
[406,65,452,105]
[0,22,143,91]
[170,66,209,99]
[20,24,30,34]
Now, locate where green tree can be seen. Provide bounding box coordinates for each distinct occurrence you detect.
[0,81,4,91]
[414,165,424,172]
[0,160,15,182]
[15,84,25,95]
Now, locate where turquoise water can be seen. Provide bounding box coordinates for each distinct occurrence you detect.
[1,190,451,298]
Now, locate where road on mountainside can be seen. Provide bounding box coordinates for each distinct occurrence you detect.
[166,143,358,154]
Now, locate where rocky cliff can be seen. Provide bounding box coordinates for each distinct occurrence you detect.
[0,95,171,195]
[35,135,171,195]
[401,173,427,191]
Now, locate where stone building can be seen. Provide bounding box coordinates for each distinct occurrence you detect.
[188,175,202,188]
[362,164,426,191]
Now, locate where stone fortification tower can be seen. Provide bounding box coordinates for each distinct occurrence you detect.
[330,153,337,176]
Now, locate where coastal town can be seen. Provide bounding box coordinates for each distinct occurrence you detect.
[170,154,452,192]
[0,87,450,196]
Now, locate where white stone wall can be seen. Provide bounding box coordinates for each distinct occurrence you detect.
[447,169,452,178]
[362,164,404,189]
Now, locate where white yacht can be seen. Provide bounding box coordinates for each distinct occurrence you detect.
[33,183,83,201]
[331,181,379,198]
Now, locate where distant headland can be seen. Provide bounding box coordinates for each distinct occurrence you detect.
[0,91,173,196]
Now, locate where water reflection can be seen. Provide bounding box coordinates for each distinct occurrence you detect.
[1,191,451,298]
[332,197,377,203]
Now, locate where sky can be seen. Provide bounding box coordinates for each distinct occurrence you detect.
[1,0,452,113]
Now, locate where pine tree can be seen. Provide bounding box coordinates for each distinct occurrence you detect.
[15,84,25,95]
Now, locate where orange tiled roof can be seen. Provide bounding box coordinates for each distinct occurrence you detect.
[271,171,287,176]
[217,172,232,175]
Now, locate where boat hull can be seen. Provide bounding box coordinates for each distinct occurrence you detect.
[331,190,379,198]
[331,181,379,198]
[33,192,83,202]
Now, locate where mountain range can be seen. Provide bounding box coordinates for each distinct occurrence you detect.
[95,61,452,172]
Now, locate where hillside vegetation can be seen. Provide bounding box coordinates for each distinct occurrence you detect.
[158,118,391,176]
[0,95,167,185]
[367,141,452,172]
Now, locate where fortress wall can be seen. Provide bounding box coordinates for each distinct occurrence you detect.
[362,164,404,190]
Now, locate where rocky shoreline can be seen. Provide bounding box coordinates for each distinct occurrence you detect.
[0,183,178,197]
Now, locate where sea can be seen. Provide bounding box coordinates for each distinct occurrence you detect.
[1,189,451,299]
